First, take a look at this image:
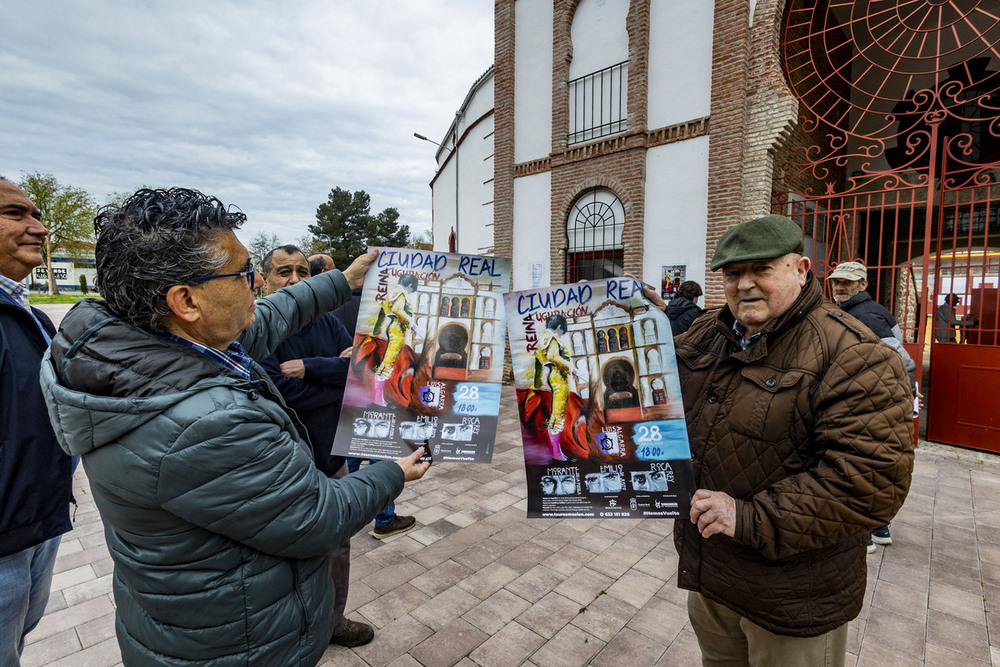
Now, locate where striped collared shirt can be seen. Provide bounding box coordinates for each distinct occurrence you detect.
[164,334,255,381]
[0,274,29,310]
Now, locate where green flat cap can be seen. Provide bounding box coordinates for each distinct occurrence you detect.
[710,214,805,270]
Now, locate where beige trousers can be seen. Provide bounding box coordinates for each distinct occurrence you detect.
[688,591,847,667]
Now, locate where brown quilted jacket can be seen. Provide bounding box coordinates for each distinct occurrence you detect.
[673,274,914,636]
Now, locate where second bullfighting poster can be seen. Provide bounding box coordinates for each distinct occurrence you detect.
[504,278,694,519]
[332,248,511,463]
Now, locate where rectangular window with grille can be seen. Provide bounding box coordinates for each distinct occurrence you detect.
[568,61,628,145]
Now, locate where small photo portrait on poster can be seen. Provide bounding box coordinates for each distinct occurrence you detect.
[441,423,474,441]
[630,469,670,492]
[584,471,624,494]
[399,421,435,440]
[541,474,576,496]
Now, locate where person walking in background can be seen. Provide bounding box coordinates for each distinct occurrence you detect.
[0,177,74,666]
[667,280,704,336]
[935,293,965,342]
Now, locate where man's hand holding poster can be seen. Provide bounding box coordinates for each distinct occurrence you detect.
[504,277,695,519]
[332,248,511,463]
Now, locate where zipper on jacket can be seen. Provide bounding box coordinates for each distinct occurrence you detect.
[290,564,308,636]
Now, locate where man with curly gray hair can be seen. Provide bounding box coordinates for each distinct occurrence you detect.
[40,188,430,666]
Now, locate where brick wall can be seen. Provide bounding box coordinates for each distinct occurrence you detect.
[703,0,752,307]
[493,0,516,262]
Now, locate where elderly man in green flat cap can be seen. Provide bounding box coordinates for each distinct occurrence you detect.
[672,215,914,666]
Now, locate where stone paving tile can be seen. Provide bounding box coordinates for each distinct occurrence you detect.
[540,543,593,577]
[603,567,662,609]
[553,566,615,606]
[345,614,434,667]
[468,621,544,667]
[498,542,555,574]
[591,626,665,666]
[860,609,926,662]
[20,628,81,667]
[30,595,115,643]
[410,586,482,631]
[524,623,604,667]
[409,618,488,667]
[76,610,117,648]
[656,628,702,666]
[46,637,121,667]
[568,591,638,643]
[870,578,928,623]
[363,557,428,595]
[505,563,565,603]
[462,589,531,635]
[925,642,992,667]
[626,596,688,645]
[515,590,584,639]
[456,561,520,599]
[926,608,991,662]
[63,573,114,606]
[358,582,431,628]
[411,558,474,597]
[928,580,987,624]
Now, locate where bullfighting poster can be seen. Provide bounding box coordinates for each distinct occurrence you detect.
[332,247,511,464]
[504,278,695,519]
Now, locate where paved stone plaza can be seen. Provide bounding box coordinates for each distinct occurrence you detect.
[18,378,1000,666]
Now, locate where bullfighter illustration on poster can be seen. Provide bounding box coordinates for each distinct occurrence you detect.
[332,247,511,463]
[504,277,694,519]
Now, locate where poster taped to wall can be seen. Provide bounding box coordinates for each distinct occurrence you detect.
[331,247,511,464]
[504,278,694,519]
[661,265,686,300]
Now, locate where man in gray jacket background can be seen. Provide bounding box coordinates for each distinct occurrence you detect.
[40,187,430,666]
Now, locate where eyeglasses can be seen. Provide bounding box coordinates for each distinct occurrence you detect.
[188,264,256,288]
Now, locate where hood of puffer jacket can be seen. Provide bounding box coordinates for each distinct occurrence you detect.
[41,299,254,457]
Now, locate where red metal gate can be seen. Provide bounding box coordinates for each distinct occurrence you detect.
[777,0,1000,451]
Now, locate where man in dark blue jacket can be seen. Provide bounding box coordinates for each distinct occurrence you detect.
[829,260,917,552]
[259,245,374,647]
[0,177,73,663]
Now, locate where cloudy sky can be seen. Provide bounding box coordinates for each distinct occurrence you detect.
[1,0,494,246]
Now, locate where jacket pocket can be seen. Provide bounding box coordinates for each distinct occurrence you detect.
[728,367,806,445]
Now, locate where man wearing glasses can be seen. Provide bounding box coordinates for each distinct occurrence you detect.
[40,188,430,666]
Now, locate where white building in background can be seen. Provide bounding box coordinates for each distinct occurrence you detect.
[424,67,495,256]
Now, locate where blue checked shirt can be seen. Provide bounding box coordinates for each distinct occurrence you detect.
[0,274,30,310]
[164,334,255,381]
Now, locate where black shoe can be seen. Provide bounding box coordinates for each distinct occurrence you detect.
[331,619,374,647]
[871,525,892,545]
[371,515,416,539]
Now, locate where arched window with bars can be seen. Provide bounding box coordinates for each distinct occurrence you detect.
[565,188,625,282]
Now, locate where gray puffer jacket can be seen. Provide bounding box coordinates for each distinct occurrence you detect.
[40,271,403,666]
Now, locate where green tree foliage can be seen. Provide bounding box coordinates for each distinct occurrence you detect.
[18,173,97,295]
[247,231,282,271]
[309,187,410,267]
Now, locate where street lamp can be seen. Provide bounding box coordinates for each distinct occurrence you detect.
[415,122,460,253]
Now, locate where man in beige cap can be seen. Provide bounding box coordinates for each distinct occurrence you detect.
[673,214,914,665]
[828,260,917,552]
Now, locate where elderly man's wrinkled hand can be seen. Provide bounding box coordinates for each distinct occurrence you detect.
[690,489,737,538]
[342,250,378,290]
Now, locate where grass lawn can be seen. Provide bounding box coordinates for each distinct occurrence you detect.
[28,293,100,305]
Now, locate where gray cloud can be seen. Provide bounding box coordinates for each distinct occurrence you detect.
[1,0,493,244]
